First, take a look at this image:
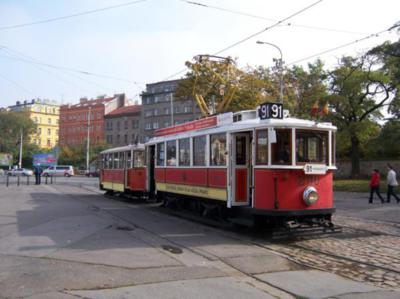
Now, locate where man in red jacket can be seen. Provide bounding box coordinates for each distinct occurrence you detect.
[369,169,384,204]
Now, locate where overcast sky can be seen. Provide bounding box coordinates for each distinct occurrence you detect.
[0,0,399,107]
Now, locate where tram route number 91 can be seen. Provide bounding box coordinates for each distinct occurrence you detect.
[258,103,283,120]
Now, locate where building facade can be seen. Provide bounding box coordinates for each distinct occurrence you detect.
[59,94,125,147]
[8,99,59,149]
[104,105,141,146]
[140,80,201,142]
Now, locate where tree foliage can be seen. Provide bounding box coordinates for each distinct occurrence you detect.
[58,142,110,167]
[0,110,39,167]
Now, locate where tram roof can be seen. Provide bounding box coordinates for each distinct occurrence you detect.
[147,115,337,144]
[100,143,145,154]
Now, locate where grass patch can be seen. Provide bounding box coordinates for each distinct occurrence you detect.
[334,179,388,193]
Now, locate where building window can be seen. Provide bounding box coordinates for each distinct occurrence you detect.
[156,143,165,166]
[164,121,170,128]
[193,135,206,166]
[38,128,42,134]
[154,109,159,116]
[117,121,120,130]
[153,122,159,129]
[124,134,128,144]
[145,110,153,117]
[179,138,190,166]
[34,117,38,123]
[132,119,138,129]
[166,141,176,166]
[117,134,120,144]
[132,134,137,144]
[164,107,170,115]
[184,106,192,113]
[48,118,51,124]
[210,133,226,166]
[145,123,152,130]
[256,130,268,165]
[48,129,51,135]
[47,139,51,147]
[124,120,128,129]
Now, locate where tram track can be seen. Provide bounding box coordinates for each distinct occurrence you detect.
[78,186,400,289]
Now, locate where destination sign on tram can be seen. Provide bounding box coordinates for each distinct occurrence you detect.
[258,102,283,120]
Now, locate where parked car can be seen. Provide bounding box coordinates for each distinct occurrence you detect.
[42,165,74,177]
[7,168,33,176]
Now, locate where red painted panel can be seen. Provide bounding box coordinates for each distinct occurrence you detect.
[102,169,124,184]
[208,168,227,188]
[155,168,165,183]
[165,168,208,186]
[128,168,147,191]
[235,169,248,202]
[254,169,333,211]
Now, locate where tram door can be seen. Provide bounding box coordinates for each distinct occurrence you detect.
[231,132,251,206]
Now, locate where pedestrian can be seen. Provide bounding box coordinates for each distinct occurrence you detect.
[369,169,384,204]
[386,164,400,203]
[34,164,42,185]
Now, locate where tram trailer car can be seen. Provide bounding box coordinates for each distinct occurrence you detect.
[100,105,337,228]
[100,144,147,196]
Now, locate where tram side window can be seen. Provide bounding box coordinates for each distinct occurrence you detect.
[120,152,126,169]
[127,151,132,168]
[113,152,119,169]
[296,130,328,164]
[167,141,177,166]
[256,130,268,165]
[107,154,112,169]
[134,151,145,167]
[210,133,226,166]
[193,135,206,166]
[179,138,190,166]
[156,143,165,166]
[271,129,291,165]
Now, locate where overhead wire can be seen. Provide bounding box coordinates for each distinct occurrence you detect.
[286,25,399,66]
[0,0,147,31]
[181,0,367,35]
[164,0,324,80]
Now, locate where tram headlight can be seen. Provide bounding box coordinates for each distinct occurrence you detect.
[303,186,319,206]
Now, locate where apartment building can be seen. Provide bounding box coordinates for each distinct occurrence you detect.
[140,80,201,142]
[8,99,59,149]
[59,94,125,147]
[104,105,141,146]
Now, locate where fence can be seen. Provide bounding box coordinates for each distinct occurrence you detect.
[0,174,56,187]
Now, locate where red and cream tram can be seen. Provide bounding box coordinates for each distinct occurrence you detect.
[100,103,337,228]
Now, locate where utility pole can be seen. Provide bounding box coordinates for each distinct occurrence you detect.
[18,129,23,168]
[170,93,174,125]
[86,107,91,174]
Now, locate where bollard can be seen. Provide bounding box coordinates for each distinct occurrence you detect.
[45,176,48,185]
[27,175,29,186]
[50,175,53,184]
[17,175,20,186]
[6,175,9,187]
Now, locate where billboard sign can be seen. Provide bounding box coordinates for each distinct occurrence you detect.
[0,153,12,166]
[33,153,57,167]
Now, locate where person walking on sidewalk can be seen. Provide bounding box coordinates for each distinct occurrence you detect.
[369,169,384,204]
[386,164,400,203]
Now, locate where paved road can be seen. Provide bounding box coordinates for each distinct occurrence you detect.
[0,182,399,298]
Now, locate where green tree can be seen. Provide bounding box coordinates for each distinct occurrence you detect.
[0,110,38,167]
[326,55,394,177]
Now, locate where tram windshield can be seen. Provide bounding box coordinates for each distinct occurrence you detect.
[271,129,291,165]
[296,130,328,164]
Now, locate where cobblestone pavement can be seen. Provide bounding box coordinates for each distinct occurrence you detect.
[253,215,400,290]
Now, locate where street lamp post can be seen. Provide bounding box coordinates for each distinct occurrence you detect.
[256,41,284,104]
[86,106,91,175]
